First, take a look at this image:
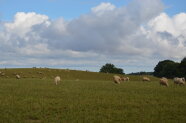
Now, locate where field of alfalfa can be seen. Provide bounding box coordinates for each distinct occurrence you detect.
[0,68,186,123]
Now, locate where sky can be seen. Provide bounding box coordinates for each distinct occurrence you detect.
[0,0,186,73]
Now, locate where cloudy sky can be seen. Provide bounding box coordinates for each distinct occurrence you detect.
[0,0,186,73]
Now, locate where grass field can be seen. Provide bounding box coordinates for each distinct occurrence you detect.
[0,68,186,123]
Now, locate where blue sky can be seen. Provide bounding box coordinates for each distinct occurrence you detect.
[163,0,186,16]
[0,0,186,73]
[1,0,186,20]
[1,0,130,20]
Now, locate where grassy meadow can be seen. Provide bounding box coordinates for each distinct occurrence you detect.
[0,68,186,123]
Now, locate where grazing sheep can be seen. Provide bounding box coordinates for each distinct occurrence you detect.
[1,73,5,76]
[121,77,130,82]
[159,77,169,87]
[126,77,129,81]
[121,77,126,81]
[54,76,61,85]
[113,75,121,84]
[142,77,150,81]
[173,77,185,85]
[16,74,21,79]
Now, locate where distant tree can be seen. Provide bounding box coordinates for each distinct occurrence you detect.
[113,68,124,74]
[154,60,174,77]
[153,60,179,78]
[128,71,153,75]
[160,62,179,78]
[179,57,186,77]
[99,63,124,74]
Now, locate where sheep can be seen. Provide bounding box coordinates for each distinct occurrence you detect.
[183,78,185,82]
[142,77,150,81]
[121,77,126,81]
[121,77,130,82]
[173,77,185,85]
[1,73,5,76]
[54,76,61,85]
[16,74,21,79]
[126,77,129,81]
[159,77,169,87]
[113,75,121,84]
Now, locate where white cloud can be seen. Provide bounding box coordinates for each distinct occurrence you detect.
[145,12,186,59]
[0,0,185,73]
[91,2,116,16]
[4,12,49,37]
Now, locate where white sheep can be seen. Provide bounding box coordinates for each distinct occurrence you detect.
[126,77,129,81]
[16,74,21,79]
[173,77,185,85]
[113,75,121,84]
[159,77,169,87]
[121,77,130,82]
[54,76,61,85]
[142,77,150,81]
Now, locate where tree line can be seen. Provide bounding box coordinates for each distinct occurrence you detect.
[99,57,186,78]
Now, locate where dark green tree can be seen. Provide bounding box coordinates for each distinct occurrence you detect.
[154,60,174,77]
[99,63,124,74]
[153,60,179,78]
[160,62,179,78]
[179,57,186,77]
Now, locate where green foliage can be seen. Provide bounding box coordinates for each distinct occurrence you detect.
[154,57,186,78]
[99,63,124,74]
[154,60,175,77]
[160,62,179,78]
[179,57,186,78]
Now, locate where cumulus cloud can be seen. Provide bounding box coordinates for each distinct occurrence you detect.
[5,12,49,37]
[0,0,185,72]
[91,2,116,16]
[144,12,186,59]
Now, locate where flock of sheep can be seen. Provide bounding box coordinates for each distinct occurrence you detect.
[11,74,186,87]
[1,70,185,87]
[113,75,185,87]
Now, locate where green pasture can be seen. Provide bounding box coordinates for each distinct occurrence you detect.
[0,68,186,123]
